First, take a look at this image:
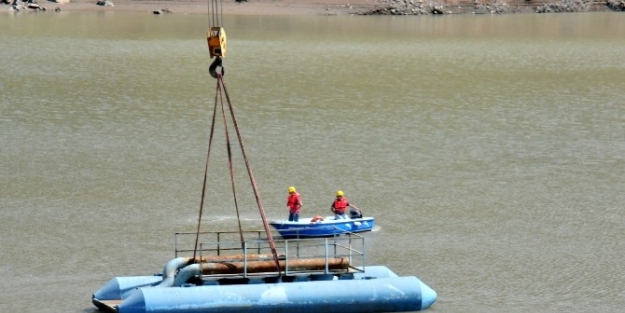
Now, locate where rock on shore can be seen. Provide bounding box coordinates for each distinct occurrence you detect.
[359,0,620,15]
[2,0,622,15]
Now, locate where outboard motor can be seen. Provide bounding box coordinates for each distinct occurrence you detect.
[349,208,362,219]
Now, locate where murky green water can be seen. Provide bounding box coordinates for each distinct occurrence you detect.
[1,11,624,313]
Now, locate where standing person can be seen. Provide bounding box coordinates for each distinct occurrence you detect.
[286,186,302,222]
[331,190,353,220]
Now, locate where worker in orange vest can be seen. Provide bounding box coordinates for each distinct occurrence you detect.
[330,190,355,220]
[287,186,302,222]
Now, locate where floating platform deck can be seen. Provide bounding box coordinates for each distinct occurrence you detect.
[92,231,436,313]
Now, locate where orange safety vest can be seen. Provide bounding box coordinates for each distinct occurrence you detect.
[287,192,301,213]
[332,197,349,214]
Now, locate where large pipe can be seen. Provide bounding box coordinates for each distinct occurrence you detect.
[157,257,190,287]
[198,257,349,275]
[196,254,278,262]
[117,276,437,313]
[172,257,349,286]
[158,255,280,287]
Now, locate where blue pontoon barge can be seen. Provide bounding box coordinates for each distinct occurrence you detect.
[92,231,437,313]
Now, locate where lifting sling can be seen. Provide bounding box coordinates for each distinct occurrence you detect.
[193,0,282,277]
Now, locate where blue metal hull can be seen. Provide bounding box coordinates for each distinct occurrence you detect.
[117,276,434,313]
[93,266,436,313]
[269,216,375,238]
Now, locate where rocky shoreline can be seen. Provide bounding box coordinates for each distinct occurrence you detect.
[360,0,624,15]
[2,0,623,15]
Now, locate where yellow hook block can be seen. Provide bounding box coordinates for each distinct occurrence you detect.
[207,27,227,58]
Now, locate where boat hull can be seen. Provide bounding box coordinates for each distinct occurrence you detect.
[111,274,435,313]
[269,216,375,238]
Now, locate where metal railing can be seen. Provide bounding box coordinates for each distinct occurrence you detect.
[173,230,366,279]
[174,230,267,257]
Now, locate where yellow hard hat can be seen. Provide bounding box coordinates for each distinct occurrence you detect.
[336,190,344,197]
[288,186,296,193]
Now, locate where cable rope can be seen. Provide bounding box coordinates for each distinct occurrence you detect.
[192,2,281,274]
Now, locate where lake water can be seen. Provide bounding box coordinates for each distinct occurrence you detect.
[1,10,624,313]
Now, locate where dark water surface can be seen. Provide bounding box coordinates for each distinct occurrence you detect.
[1,11,624,313]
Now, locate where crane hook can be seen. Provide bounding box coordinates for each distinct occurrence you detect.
[207,26,226,79]
[209,57,224,79]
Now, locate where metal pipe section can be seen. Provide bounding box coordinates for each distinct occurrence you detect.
[116,276,437,313]
[172,257,350,286]
[197,257,349,275]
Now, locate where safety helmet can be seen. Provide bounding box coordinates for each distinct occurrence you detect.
[288,186,296,193]
[336,190,344,197]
